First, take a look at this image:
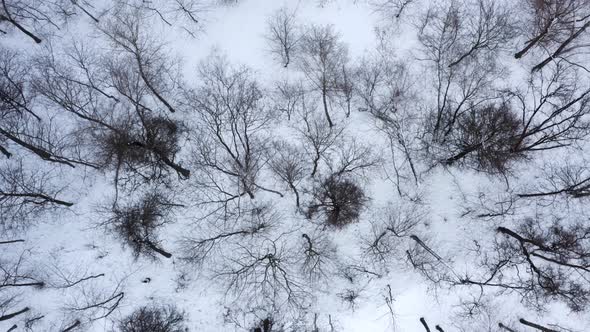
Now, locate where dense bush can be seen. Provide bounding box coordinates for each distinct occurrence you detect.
[118,305,188,332]
[97,115,188,184]
[445,103,523,173]
[307,175,367,227]
[251,317,283,332]
[106,191,175,259]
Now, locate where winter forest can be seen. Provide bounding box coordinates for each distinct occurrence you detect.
[2,0,590,331]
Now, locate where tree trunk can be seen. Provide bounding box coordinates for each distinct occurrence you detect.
[146,240,172,258]
[322,88,334,128]
[311,153,320,178]
[514,20,552,59]
[498,323,518,332]
[160,155,190,179]
[519,318,558,332]
[135,54,177,113]
[532,20,590,72]
[444,143,482,165]
[0,144,11,158]
[284,50,290,68]
[420,317,431,332]
[0,127,75,167]
[0,239,24,245]
[62,320,81,332]
[0,193,73,207]
[0,7,42,44]
[289,182,300,208]
[0,307,30,321]
[0,281,44,289]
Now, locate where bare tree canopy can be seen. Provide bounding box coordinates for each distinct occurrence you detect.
[4,1,590,331]
[297,24,350,127]
[266,6,300,68]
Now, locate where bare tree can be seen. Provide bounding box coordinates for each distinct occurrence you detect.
[0,248,43,326]
[120,0,206,37]
[266,6,300,68]
[101,191,179,259]
[447,0,516,68]
[405,235,452,285]
[418,0,513,142]
[181,202,275,267]
[515,0,590,71]
[297,24,350,127]
[1,249,44,290]
[43,261,105,290]
[382,284,396,331]
[459,216,590,312]
[328,137,381,178]
[99,8,182,114]
[503,63,590,153]
[215,235,309,312]
[337,64,354,118]
[363,203,422,267]
[0,49,38,135]
[96,113,189,187]
[271,78,306,121]
[1,49,90,169]
[299,231,337,283]
[0,245,113,330]
[296,109,344,178]
[32,42,190,192]
[516,318,559,332]
[355,56,421,188]
[0,0,102,43]
[0,307,30,323]
[0,159,72,232]
[223,308,315,332]
[268,140,308,208]
[0,0,46,43]
[64,279,125,324]
[181,203,302,324]
[443,61,590,173]
[187,54,281,207]
[119,304,187,332]
[355,56,412,119]
[518,162,590,199]
[371,0,418,20]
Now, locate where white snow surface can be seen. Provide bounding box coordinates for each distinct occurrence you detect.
[2,0,589,331]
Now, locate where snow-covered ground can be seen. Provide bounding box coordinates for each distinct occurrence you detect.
[2,0,590,331]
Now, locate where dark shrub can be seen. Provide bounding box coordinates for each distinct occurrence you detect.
[307,175,367,228]
[107,191,174,259]
[251,317,283,332]
[119,305,187,332]
[97,115,188,186]
[446,103,523,173]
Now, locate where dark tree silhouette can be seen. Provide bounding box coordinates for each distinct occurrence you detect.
[515,0,590,71]
[297,24,350,127]
[459,217,590,312]
[306,175,367,228]
[119,305,187,332]
[103,191,179,259]
[266,6,300,68]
